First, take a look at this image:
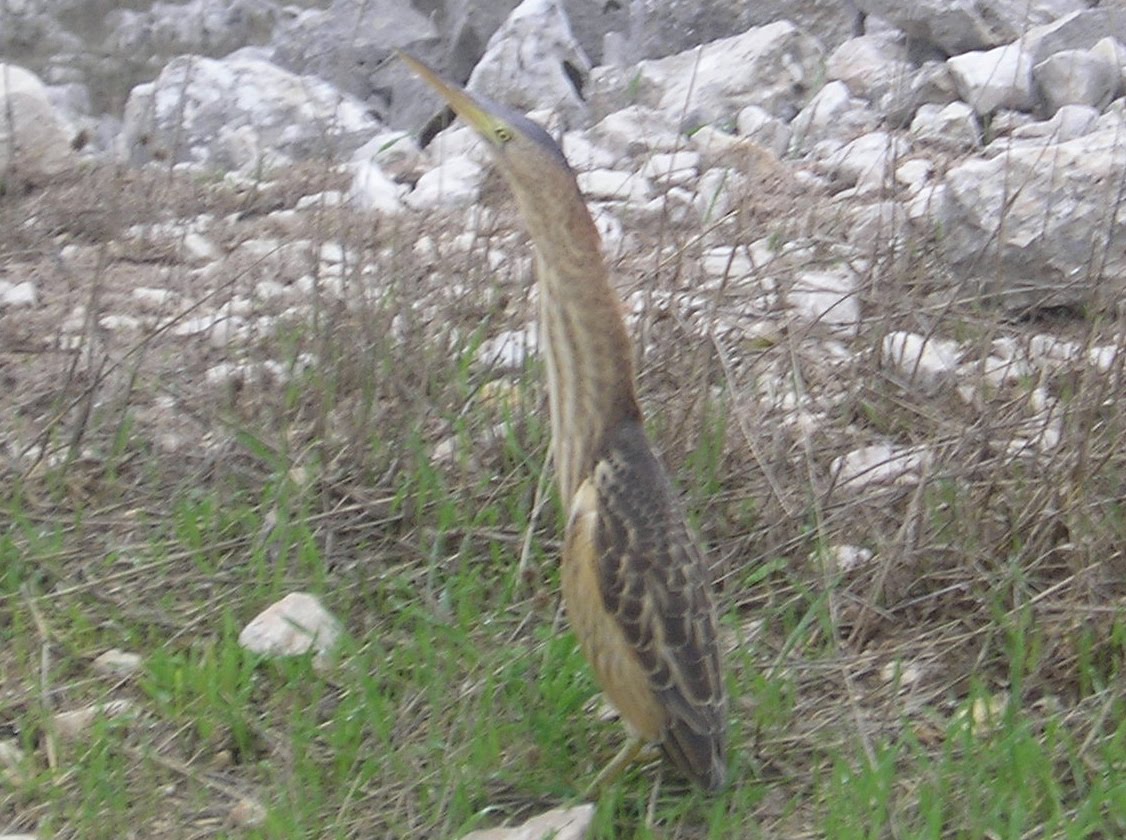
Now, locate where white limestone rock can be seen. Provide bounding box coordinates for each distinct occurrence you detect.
[910,102,981,149]
[238,593,342,661]
[947,42,1036,115]
[561,131,618,171]
[1011,104,1099,141]
[460,804,594,840]
[121,53,382,172]
[832,443,930,491]
[826,32,914,112]
[590,105,682,156]
[1033,47,1121,114]
[0,281,38,308]
[93,649,143,677]
[576,168,652,203]
[942,126,1126,309]
[53,700,134,741]
[640,150,699,186]
[0,63,76,179]
[596,20,824,126]
[790,80,878,152]
[786,268,861,336]
[823,131,911,192]
[467,0,590,120]
[882,331,961,389]
[404,156,484,210]
[734,105,792,158]
[475,325,539,370]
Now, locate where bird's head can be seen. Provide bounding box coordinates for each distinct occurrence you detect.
[398,52,575,207]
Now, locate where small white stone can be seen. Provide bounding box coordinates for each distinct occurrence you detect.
[350,164,407,211]
[475,326,538,370]
[182,232,218,263]
[295,190,344,210]
[882,331,960,388]
[238,592,341,660]
[787,269,860,335]
[99,314,142,332]
[208,316,247,349]
[172,315,215,336]
[880,660,924,688]
[832,444,929,490]
[53,700,134,740]
[895,158,934,190]
[824,544,874,572]
[318,241,347,264]
[973,355,1031,388]
[229,797,268,828]
[131,287,175,308]
[404,156,483,210]
[205,361,247,387]
[576,168,652,203]
[93,649,143,677]
[561,131,617,170]
[641,150,700,186]
[0,281,37,307]
[694,167,742,221]
[254,279,289,300]
[1088,344,1120,373]
[460,804,595,840]
[906,184,949,227]
[947,43,1035,115]
[702,245,755,279]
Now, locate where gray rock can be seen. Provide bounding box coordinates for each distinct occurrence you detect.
[120,54,383,172]
[1024,9,1126,66]
[853,0,1086,55]
[942,126,1126,310]
[1033,47,1120,114]
[272,0,437,129]
[578,0,862,66]
[105,0,281,65]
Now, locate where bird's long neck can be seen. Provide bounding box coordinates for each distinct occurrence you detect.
[513,177,641,504]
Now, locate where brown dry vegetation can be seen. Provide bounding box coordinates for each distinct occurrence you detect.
[0,160,1123,838]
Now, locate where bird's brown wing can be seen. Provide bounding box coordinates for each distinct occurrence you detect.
[590,420,728,790]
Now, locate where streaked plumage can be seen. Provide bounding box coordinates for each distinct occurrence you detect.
[400,52,727,791]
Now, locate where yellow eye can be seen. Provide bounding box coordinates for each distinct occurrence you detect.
[494,125,514,143]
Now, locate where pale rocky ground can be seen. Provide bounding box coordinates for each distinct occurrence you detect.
[2,1,1125,838]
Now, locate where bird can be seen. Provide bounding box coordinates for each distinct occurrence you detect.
[399,52,728,793]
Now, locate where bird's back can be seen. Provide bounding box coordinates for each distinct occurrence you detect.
[562,419,727,790]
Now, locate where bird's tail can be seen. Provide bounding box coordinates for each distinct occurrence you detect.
[662,720,727,792]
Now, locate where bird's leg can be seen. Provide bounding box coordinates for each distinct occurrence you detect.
[583,735,646,797]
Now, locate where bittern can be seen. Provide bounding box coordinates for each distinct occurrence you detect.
[401,53,728,792]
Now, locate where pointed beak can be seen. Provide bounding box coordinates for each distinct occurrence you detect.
[397,51,495,137]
